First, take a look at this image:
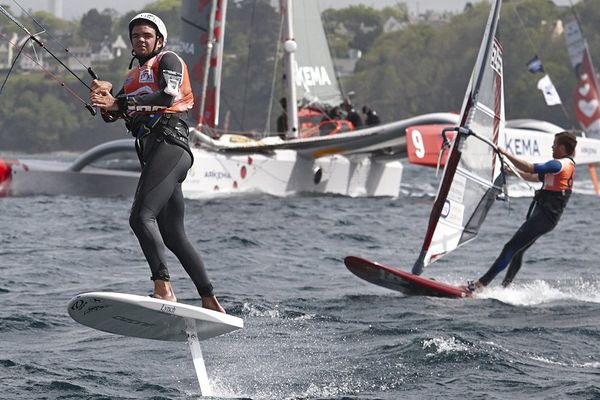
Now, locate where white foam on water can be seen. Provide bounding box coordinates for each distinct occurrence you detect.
[422,336,471,356]
[529,355,600,369]
[476,279,600,305]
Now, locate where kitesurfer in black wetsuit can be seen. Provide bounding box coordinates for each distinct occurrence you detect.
[465,131,577,292]
[89,13,225,313]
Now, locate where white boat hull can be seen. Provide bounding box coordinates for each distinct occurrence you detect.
[184,148,403,198]
[2,141,403,198]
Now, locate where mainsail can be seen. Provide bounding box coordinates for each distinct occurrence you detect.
[291,0,343,107]
[412,0,505,275]
[563,17,600,139]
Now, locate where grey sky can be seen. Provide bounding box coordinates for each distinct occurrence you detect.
[11,0,576,20]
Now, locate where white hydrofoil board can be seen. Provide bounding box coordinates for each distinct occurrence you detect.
[67,292,243,342]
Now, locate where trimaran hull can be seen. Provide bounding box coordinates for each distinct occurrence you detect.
[1,150,401,198]
[1,113,458,198]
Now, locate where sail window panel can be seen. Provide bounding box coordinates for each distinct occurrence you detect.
[476,67,500,115]
[463,111,502,181]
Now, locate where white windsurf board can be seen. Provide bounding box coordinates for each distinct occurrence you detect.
[67,292,243,342]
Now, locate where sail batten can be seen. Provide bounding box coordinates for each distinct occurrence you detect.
[412,0,504,275]
[455,168,502,189]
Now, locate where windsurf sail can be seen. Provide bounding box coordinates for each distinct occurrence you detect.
[181,0,228,128]
[412,0,505,275]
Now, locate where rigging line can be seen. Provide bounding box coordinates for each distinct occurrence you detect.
[10,0,98,80]
[510,4,538,55]
[567,0,585,36]
[0,4,95,92]
[181,16,209,32]
[510,3,573,126]
[0,32,96,116]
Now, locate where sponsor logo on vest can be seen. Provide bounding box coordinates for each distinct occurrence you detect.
[139,68,154,83]
[295,65,332,88]
[506,138,540,156]
[128,105,167,112]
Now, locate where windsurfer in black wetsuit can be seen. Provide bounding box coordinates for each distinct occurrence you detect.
[89,13,225,313]
[465,131,577,291]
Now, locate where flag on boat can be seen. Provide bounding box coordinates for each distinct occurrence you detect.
[526,54,544,73]
[537,74,562,106]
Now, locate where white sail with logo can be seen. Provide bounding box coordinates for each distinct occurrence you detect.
[291,0,343,107]
[413,0,505,275]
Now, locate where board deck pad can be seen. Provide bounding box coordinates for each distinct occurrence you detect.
[344,256,471,298]
[68,292,243,341]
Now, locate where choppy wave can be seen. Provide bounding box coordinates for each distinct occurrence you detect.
[1,183,599,399]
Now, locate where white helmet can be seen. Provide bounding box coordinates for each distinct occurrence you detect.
[129,13,168,45]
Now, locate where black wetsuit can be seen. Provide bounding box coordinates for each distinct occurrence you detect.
[102,51,214,297]
[479,159,574,287]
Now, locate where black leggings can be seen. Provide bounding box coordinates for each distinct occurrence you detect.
[129,137,214,297]
[479,203,557,287]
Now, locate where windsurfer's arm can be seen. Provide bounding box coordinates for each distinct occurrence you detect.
[498,147,535,173]
[519,171,542,182]
[502,155,563,183]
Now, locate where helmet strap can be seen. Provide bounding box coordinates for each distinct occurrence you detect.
[128,49,136,69]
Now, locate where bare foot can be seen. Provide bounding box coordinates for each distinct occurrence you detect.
[152,279,177,302]
[202,295,226,313]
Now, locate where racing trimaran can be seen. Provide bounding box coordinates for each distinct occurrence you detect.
[0,0,458,198]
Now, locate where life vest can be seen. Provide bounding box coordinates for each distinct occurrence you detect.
[122,51,193,116]
[530,157,575,224]
[542,157,575,192]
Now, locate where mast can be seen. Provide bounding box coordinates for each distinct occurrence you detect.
[213,0,228,127]
[198,0,219,127]
[282,0,299,138]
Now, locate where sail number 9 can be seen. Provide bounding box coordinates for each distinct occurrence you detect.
[411,129,425,158]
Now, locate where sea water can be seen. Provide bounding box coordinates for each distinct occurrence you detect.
[1,163,599,399]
